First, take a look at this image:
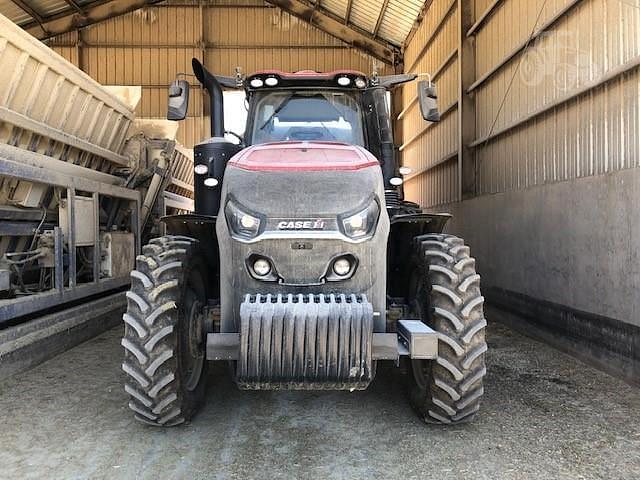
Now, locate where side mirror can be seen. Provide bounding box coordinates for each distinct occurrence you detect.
[417,80,440,122]
[167,79,189,121]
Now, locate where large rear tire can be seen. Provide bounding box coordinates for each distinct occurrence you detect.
[122,235,208,426]
[407,234,487,424]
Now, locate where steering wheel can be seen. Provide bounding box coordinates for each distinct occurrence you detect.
[224,130,244,145]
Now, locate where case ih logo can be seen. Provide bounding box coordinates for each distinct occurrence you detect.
[277,219,326,230]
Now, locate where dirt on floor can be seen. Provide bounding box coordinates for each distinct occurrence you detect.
[0,309,638,480]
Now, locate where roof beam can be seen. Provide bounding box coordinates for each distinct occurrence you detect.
[10,0,46,26]
[264,0,398,64]
[373,0,390,37]
[25,0,164,40]
[62,0,87,15]
[344,0,353,24]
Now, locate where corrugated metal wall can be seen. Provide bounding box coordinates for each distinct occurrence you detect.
[473,0,640,195]
[401,0,640,207]
[400,0,459,208]
[400,0,640,342]
[48,0,389,148]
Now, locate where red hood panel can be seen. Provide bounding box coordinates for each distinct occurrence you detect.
[228,142,379,172]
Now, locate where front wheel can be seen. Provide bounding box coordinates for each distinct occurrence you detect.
[122,235,209,426]
[407,234,487,424]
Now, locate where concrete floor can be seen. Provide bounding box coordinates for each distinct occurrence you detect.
[0,309,639,480]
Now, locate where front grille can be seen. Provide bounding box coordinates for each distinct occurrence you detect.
[236,293,374,390]
[244,293,368,303]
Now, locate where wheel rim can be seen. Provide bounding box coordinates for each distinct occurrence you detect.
[182,269,206,392]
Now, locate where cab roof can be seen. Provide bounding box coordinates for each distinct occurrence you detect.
[251,69,367,79]
[245,69,370,91]
[243,70,417,91]
[212,68,417,91]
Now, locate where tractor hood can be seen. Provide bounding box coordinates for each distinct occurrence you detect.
[222,141,385,217]
[216,140,391,334]
[228,141,379,172]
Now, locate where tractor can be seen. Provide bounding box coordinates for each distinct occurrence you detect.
[121,59,487,426]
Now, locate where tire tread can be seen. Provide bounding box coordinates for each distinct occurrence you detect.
[122,235,202,427]
[408,234,487,424]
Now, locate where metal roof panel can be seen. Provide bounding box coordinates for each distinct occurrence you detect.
[319,0,426,46]
[27,0,71,18]
[377,0,424,45]
[0,1,32,24]
[0,0,429,53]
[321,0,349,19]
[350,0,385,33]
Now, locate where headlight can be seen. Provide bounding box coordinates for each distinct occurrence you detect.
[225,199,263,240]
[333,257,351,276]
[339,199,380,240]
[194,164,208,175]
[252,258,271,276]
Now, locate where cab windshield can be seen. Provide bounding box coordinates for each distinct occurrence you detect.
[248,90,365,146]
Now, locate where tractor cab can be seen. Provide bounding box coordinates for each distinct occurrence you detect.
[168,59,440,217]
[245,71,367,146]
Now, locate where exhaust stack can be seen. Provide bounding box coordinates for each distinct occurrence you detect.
[192,58,225,138]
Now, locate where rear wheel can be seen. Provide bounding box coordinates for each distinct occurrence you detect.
[407,234,487,424]
[122,235,208,426]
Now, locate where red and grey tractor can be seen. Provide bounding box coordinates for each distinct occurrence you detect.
[121,59,487,426]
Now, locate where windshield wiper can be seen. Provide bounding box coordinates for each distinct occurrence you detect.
[319,122,338,140]
[258,93,295,131]
[320,93,345,117]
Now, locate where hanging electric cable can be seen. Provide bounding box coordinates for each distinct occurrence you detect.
[483,0,551,148]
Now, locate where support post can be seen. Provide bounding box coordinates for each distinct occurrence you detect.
[131,198,141,257]
[66,188,77,288]
[93,192,100,283]
[76,29,84,71]
[54,226,64,292]
[158,193,166,237]
[457,0,476,200]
